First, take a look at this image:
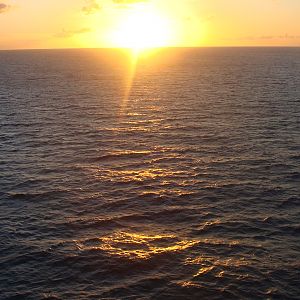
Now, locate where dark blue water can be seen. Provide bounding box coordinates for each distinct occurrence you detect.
[0,48,299,299]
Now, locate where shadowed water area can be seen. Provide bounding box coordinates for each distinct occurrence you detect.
[0,48,299,299]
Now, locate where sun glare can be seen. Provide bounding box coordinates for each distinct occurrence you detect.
[111,8,171,51]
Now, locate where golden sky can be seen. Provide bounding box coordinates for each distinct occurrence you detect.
[0,0,299,49]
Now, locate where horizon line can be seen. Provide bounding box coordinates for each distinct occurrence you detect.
[0,45,300,52]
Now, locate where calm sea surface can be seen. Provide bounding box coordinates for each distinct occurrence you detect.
[0,48,299,299]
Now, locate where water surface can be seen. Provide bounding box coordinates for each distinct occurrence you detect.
[0,48,299,299]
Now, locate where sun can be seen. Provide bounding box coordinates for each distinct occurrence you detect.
[111,8,172,51]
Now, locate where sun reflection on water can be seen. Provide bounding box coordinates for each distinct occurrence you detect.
[120,50,139,115]
[179,250,250,288]
[78,231,198,260]
[118,47,167,116]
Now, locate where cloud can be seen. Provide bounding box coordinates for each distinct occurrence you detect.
[82,0,101,15]
[225,34,300,41]
[55,28,92,38]
[112,0,148,9]
[112,0,148,4]
[184,15,214,23]
[277,34,300,39]
[253,34,300,40]
[0,3,9,13]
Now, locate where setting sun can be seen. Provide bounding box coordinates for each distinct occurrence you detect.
[110,8,172,50]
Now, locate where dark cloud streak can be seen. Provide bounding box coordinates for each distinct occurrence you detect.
[55,28,92,38]
[112,0,148,4]
[226,34,300,41]
[82,0,101,15]
[0,3,9,14]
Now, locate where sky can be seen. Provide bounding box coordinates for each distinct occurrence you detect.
[0,0,299,50]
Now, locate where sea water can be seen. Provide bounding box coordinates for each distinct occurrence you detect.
[0,48,299,299]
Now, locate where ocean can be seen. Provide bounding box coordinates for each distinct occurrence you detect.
[0,48,299,299]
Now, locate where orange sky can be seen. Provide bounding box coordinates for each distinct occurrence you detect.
[0,0,299,49]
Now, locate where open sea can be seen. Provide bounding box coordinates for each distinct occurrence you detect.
[0,48,299,299]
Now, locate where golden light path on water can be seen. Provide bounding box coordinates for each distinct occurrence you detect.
[77,163,249,286]
[78,232,198,260]
[119,47,167,115]
[74,230,249,288]
[119,49,140,114]
[80,47,259,292]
